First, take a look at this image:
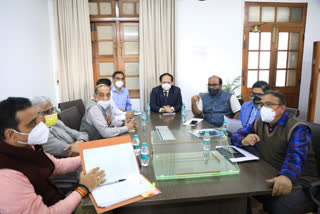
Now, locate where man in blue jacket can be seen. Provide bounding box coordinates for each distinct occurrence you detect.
[150,73,182,113]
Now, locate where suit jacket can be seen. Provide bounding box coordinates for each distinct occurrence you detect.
[150,85,182,112]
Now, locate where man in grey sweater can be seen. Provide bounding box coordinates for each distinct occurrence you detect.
[32,96,88,158]
[80,84,136,140]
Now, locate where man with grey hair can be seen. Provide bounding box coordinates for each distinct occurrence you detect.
[80,84,136,140]
[191,75,241,127]
[32,96,88,158]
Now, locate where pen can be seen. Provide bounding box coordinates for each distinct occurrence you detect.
[100,179,126,186]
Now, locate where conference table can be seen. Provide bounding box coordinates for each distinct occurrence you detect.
[83,111,284,214]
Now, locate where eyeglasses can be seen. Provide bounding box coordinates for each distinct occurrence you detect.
[208,84,221,87]
[250,92,264,97]
[38,107,56,116]
[257,102,281,108]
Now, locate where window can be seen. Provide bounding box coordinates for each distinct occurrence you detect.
[89,0,140,98]
[242,2,307,108]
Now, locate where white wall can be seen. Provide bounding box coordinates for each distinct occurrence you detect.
[176,0,244,110]
[176,0,320,120]
[0,0,56,105]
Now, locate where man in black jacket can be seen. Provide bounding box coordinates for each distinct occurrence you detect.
[150,73,182,113]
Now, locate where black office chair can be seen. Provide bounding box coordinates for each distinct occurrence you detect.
[58,106,83,131]
[58,99,85,119]
[299,121,320,213]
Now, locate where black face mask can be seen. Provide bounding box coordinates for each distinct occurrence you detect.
[208,88,220,97]
[251,96,261,105]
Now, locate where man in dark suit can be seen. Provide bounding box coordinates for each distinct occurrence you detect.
[150,73,183,113]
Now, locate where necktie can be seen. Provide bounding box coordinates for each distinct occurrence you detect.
[163,91,168,106]
[106,113,111,126]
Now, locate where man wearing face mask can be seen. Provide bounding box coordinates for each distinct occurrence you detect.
[32,96,88,158]
[111,71,132,112]
[96,78,134,121]
[192,75,241,127]
[80,84,136,140]
[0,97,106,214]
[239,81,270,127]
[231,91,314,214]
[150,73,182,113]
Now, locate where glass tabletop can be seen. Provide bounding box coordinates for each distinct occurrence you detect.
[151,128,240,180]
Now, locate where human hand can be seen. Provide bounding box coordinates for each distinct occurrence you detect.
[119,108,125,112]
[163,106,173,113]
[79,167,106,192]
[125,120,136,131]
[191,95,200,104]
[125,111,134,119]
[241,134,260,146]
[266,175,292,196]
[64,140,83,157]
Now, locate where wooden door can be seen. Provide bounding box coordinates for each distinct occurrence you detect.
[242,3,307,108]
[307,42,320,122]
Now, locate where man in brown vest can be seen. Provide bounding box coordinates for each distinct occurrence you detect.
[0,97,106,214]
[231,90,316,214]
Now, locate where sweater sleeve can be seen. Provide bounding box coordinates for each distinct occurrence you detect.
[46,153,82,176]
[0,169,82,214]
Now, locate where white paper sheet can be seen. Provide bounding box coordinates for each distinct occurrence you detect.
[83,143,139,183]
[226,146,259,163]
[223,116,243,133]
[91,174,151,207]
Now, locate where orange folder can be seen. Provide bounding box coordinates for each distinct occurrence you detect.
[79,135,161,214]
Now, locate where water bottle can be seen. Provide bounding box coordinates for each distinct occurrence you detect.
[203,131,211,150]
[146,103,151,115]
[222,121,228,136]
[141,111,147,125]
[132,134,140,156]
[181,106,186,123]
[141,142,149,166]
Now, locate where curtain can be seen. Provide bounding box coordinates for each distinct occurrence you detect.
[54,0,94,105]
[139,0,175,110]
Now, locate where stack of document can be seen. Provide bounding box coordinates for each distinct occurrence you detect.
[91,174,151,207]
[83,143,155,208]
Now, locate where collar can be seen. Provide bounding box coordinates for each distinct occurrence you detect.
[265,111,288,129]
[111,85,123,93]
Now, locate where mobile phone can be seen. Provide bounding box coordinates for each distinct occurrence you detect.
[216,147,245,159]
[190,120,198,125]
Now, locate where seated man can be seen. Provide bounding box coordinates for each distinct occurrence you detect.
[150,73,182,113]
[96,78,134,121]
[192,75,241,127]
[231,90,315,214]
[0,97,105,214]
[81,84,136,140]
[239,81,270,127]
[32,96,88,158]
[111,71,132,111]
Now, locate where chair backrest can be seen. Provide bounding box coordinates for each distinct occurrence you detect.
[286,107,300,117]
[303,121,320,177]
[58,99,85,119]
[58,106,82,131]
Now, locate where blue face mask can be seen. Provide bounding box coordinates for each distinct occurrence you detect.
[208,88,220,97]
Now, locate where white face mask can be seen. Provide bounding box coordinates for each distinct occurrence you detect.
[115,81,124,88]
[260,106,276,123]
[162,83,171,91]
[97,100,110,109]
[11,122,49,145]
